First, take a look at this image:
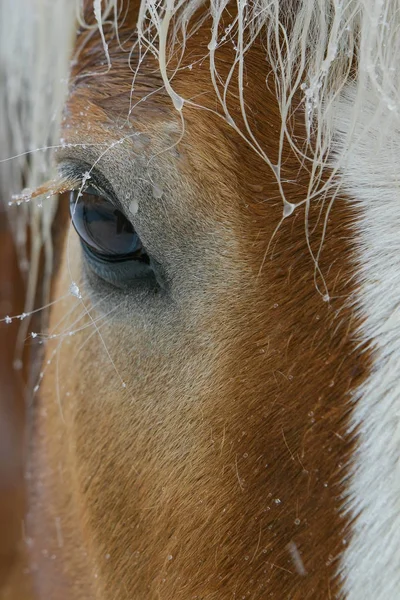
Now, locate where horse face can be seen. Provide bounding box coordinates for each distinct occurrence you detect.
[30,4,363,599]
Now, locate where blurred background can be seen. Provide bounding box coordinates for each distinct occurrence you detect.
[0,202,27,593]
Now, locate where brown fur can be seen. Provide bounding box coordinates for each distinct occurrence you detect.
[19,3,369,599]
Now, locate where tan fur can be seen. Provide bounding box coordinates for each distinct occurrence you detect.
[19,3,369,599]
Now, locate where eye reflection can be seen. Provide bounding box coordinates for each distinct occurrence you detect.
[69,188,149,263]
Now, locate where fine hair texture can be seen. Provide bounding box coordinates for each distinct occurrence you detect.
[2,0,399,245]
[1,0,398,353]
[1,1,399,594]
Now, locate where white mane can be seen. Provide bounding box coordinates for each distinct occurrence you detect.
[2,0,399,230]
[140,0,400,219]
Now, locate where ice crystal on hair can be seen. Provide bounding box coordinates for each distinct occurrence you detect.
[69,282,82,299]
[82,171,91,185]
[283,201,296,218]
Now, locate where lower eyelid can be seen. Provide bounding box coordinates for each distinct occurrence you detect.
[81,243,163,292]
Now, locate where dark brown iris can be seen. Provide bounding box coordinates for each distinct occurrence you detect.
[69,189,148,263]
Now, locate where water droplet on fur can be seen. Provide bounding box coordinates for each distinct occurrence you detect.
[167,554,173,561]
[152,184,163,199]
[129,199,139,215]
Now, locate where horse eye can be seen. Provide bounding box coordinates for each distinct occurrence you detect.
[69,188,149,263]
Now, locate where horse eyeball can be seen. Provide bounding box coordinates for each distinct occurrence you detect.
[69,189,148,263]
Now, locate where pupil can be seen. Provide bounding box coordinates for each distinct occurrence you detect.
[70,189,147,261]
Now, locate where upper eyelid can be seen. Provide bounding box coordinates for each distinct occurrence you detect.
[58,161,103,191]
[60,161,112,197]
[62,161,130,217]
